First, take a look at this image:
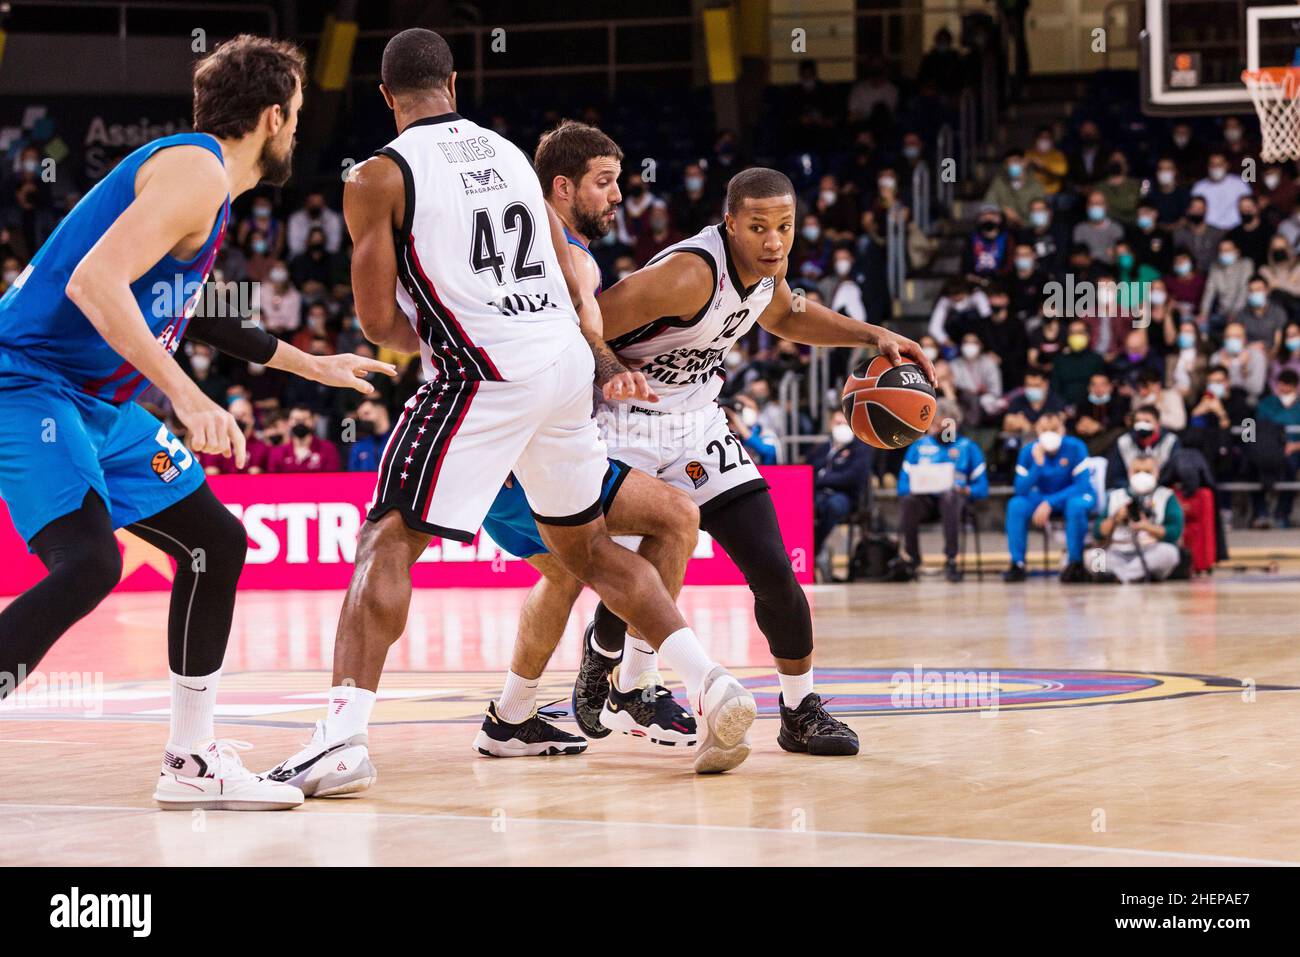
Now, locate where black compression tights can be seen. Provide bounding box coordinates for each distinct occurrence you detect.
[592,488,814,660]
[0,485,247,697]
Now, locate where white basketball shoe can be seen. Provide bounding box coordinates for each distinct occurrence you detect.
[263,721,377,797]
[154,739,304,811]
[692,666,757,774]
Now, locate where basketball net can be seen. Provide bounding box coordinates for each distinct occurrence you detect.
[1243,67,1300,162]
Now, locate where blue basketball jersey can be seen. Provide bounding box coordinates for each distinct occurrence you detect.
[562,224,601,294]
[0,132,230,404]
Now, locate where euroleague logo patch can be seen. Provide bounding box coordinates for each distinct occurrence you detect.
[151,451,180,484]
[684,460,709,489]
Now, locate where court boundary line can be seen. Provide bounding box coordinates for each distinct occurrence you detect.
[0,801,1294,867]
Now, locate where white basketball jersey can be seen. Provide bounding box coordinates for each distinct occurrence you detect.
[607,224,777,412]
[378,112,581,383]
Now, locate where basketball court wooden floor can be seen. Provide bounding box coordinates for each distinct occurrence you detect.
[2,577,1298,866]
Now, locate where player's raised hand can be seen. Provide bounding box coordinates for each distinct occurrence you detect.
[311,353,399,394]
[602,369,658,403]
[876,328,937,385]
[175,392,247,469]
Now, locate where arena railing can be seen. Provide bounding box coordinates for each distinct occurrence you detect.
[2,0,277,37]
[312,18,695,100]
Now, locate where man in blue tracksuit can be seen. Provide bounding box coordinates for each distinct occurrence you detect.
[1004,410,1096,582]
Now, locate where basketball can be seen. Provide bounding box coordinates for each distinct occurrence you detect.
[840,355,936,450]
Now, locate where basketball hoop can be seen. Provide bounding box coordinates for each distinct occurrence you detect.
[1243,67,1300,162]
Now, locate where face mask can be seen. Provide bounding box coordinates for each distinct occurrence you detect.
[834,258,852,277]
[1087,205,1105,222]
[1266,172,1282,190]
[903,146,921,161]
[1151,289,1168,305]
[1088,392,1111,405]
[2,270,18,285]
[1280,392,1298,407]
[1030,210,1049,228]
[1007,163,1023,179]
[1208,167,1227,182]
[1067,333,1090,351]
[628,185,645,198]
[980,222,1000,236]
[21,159,38,175]
[1174,261,1192,276]
[1025,386,1045,404]
[1286,337,1300,352]
[1225,127,1243,144]
[878,177,897,192]
[247,363,265,376]
[1248,290,1268,308]
[270,267,288,283]
[724,350,744,370]
[1133,422,1158,445]
[1036,138,1053,153]
[1208,381,1227,398]
[1173,134,1190,149]
[1015,256,1034,272]
[190,355,211,374]
[1157,169,1176,186]
[291,423,312,439]
[1178,332,1196,349]
[685,176,704,192]
[1186,211,1205,225]
[254,207,271,219]
[1118,253,1134,270]
[923,345,939,361]
[802,225,820,243]
[1037,429,1062,453]
[1219,252,1238,267]
[741,406,759,427]
[832,423,855,446]
[1129,471,1157,495]
[252,239,268,255]
[1224,336,1245,354]
[820,190,837,206]
[961,342,981,359]
[1137,215,1154,230]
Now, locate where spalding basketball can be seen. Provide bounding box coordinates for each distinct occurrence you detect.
[840,355,937,449]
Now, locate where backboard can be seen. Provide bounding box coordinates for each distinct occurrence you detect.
[1142,1,1300,114]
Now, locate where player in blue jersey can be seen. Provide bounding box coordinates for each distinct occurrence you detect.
[0,36,393,810]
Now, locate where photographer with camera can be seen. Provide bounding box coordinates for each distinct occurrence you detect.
[1091,453,1185,583]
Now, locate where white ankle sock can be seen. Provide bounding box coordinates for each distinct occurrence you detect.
[169,668,221,749]
[656,628,717,703]
[616,636,658,692]
[324,685,377,742]
[778,670,815,710]
[496,670,539,724]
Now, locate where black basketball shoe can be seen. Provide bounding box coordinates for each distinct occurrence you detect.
[777,693,860,756]
[473,701,588,757]
[599,667,698,746]
[572,621,619,739]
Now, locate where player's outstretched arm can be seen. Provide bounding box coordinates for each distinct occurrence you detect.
[66,145,247,466]
[757,278,937,383]
[544,202,655,402]
[344,155,422,354]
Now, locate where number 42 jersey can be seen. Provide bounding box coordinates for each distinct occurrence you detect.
[374,111,583,384]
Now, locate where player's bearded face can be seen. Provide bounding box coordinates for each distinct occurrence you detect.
[260,129,295,187]
[572,194,615,240]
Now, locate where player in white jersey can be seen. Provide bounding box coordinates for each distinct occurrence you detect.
[267,30,756,789]
[579,167,936,756]
[472,120,701,756]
